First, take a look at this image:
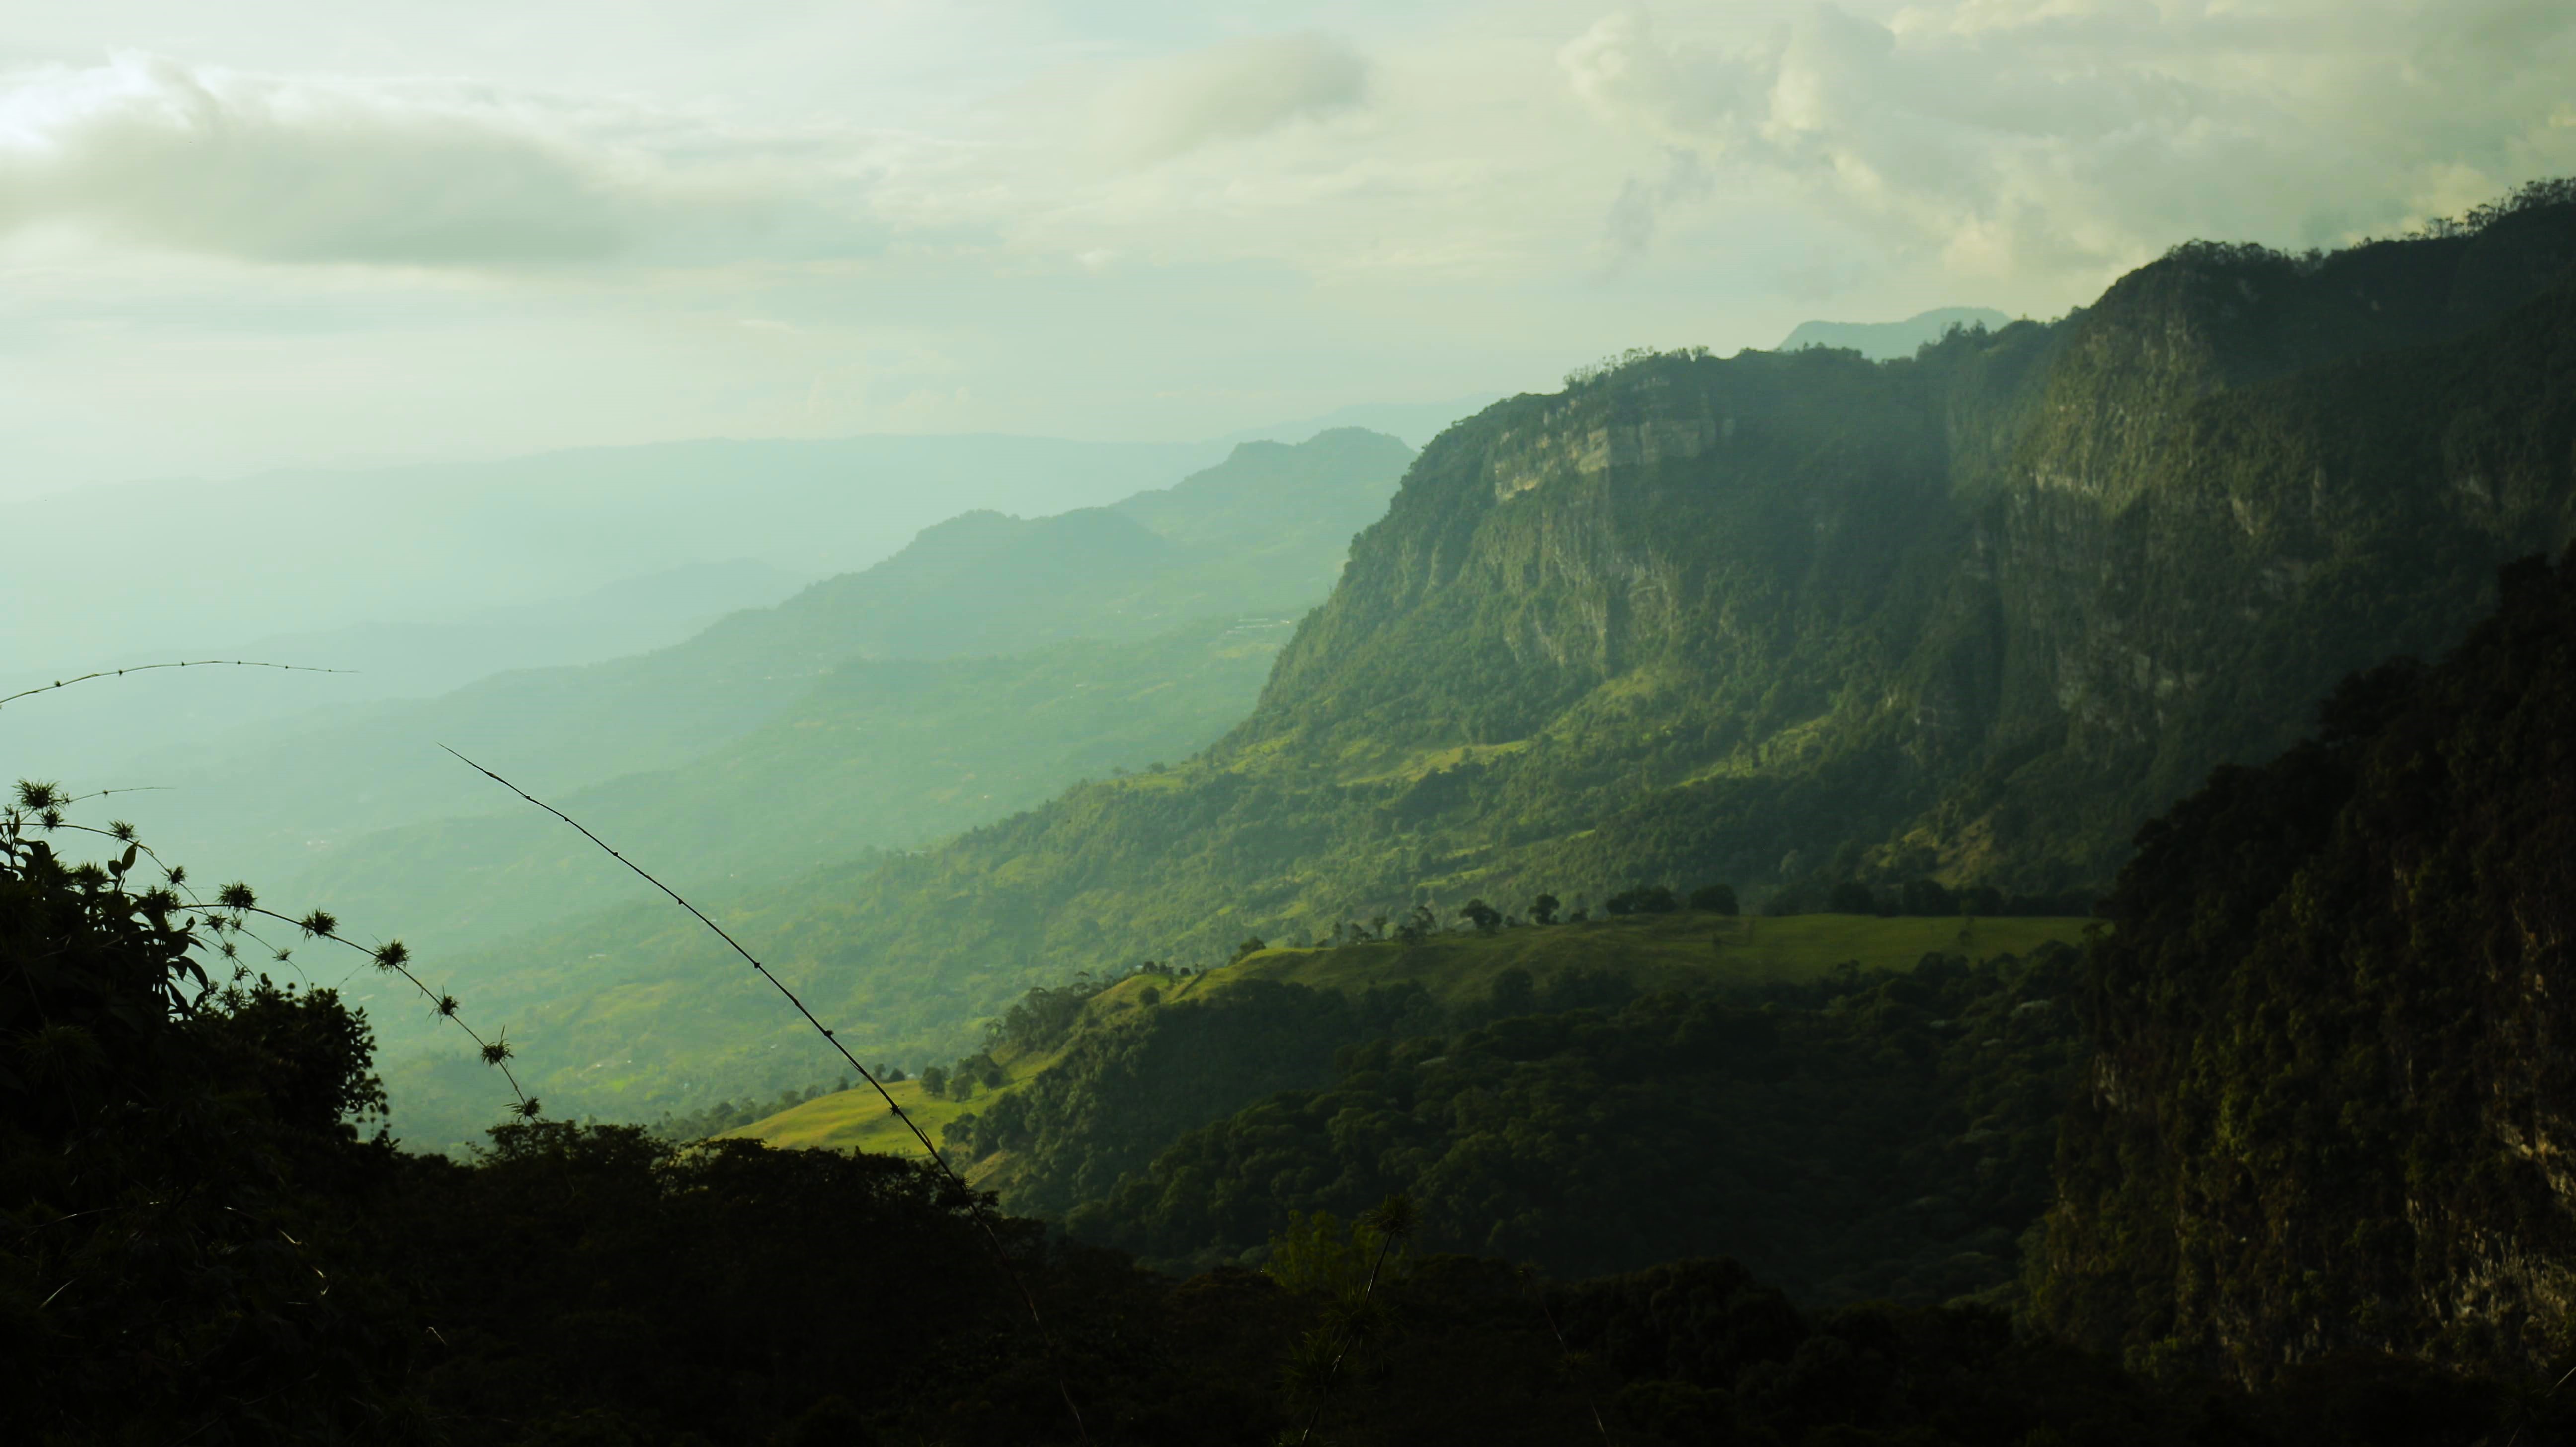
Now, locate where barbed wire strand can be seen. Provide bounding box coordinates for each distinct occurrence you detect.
[57,786,177,806]
[18,811,533,1117]
[440,744,1091,1443]
[1,660,353,713]
[3,656,517,1127]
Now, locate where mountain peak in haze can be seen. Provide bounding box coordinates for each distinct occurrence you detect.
[1210,397,1504,451]
[1777,307,2013,360]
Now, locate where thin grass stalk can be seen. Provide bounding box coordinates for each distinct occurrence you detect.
[1528,1273,1612,1446]
[1295,1194,1415,1445]
[442,745,1093,1443]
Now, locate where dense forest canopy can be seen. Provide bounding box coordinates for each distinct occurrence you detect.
[2038,544,2576,1382]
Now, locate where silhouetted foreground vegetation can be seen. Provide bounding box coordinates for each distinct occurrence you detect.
[16,779,2576,1444]
[15,776,2576,1444]
[1,799,410,1442]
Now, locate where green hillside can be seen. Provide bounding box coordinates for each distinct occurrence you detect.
[342,429,1416,1146]
[367,196,2576,1148]
[1220,909,2083,1006]
[727,910,2090,1175]
[103,429,1414,903]
[303,614,1294,963]
[716,909,2089,1304]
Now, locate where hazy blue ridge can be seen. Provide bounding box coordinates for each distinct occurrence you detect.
[1,433,1232,674]
[39,429,1411,913]
[1776,307,2013,359]
[0,558,808,786]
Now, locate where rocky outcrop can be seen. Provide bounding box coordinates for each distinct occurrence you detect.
[1239,196,2576,898]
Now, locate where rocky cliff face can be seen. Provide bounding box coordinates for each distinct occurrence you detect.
[435,194,2576,1134]
[1254,348,1953,761]
[1240,197,2576,898]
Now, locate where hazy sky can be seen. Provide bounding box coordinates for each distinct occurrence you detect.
[3,0,2568,497]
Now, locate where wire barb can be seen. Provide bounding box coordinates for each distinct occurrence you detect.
[10,811,534,1117]
[0,659,354,712]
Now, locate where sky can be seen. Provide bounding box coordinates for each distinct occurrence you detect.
[2,0,2569,498]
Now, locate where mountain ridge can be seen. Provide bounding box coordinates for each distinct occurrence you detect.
[73,430,1412,903]
[376,196,2576,1135]
[1777,306,2012,359]
[2,432,1235,674]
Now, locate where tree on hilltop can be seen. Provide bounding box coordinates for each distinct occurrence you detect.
[1607,885,1677,915]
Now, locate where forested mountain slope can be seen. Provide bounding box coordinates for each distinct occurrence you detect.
[324,617,1291,969]
[2033,545,2576,1382]
[393,191,2576,1141]
[1234,198,2576,901]
[1063,945,2082,1304]
[90,429,1411,896]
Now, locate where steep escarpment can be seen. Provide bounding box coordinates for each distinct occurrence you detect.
[413,191,2576,1128]
[2033,547,2576,1381]
[1914,255,2576,885]
[1249,349,1956,758]
[1239,195,2576,901]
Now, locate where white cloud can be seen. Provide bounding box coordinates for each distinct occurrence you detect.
[2,4,2565,499]
[1601,146,1712,264]
[1091,32,1371,164]
[1561,1,2576,279]
[0,54,876,266]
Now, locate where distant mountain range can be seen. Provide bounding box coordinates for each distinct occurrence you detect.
[251,430,1415,966]
[0,559,808,787]
[1209,394,1504,450]
[4,415,1489,802]
[1,433,1240,677]
[1777,306,2012,358]
[5,404,1504,686]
